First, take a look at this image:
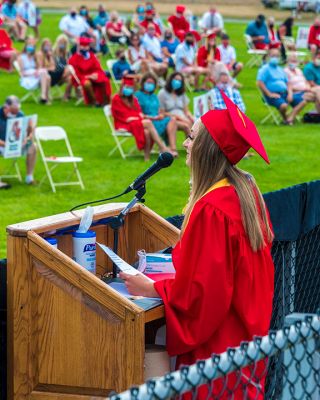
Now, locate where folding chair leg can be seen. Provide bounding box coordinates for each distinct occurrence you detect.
[108,135,127,159]
[15,161,22,182]
[21,92,31,102]
[41,163,57,193]
[73,163,85,190]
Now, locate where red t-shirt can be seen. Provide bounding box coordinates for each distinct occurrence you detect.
[197,45,221,67]
[308,25,320,47]
[106,20,123,36]
[139,19,162,37]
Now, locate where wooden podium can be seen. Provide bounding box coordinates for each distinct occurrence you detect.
[7,203,180,400]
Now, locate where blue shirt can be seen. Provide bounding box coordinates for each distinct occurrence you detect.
[303,62,320,85]
[135,91,160,116]
[93,12,109,28]
[246,21,270,44]
[257,64,288,93]
[112,60,132,80]
[175,42,195,72]
[0,107,24,142]
[2,3,17,19]
[161,38,179,55]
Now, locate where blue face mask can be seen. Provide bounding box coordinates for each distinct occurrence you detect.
[137,6,144,13]
[99,11,106,17]
[80,10,88,16]
[269,57,279,66]
[26,45,35,53]
[59,44,66,49]
[122,86,134,97]
[144,82,155,93]
[171,79,182,90]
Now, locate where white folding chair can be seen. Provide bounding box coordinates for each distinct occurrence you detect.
[244,35,267,68]
[0,159,22,182]
[103,105,138,159]
[35,126,84,193]
[13,60,39,103]
[259,91,282,125]
[106,59,121,90]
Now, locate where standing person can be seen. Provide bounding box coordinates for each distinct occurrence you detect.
[17,37,51,104]
[168,4,190,41]
[218,33,243,78]
[158,72,194,136]
[0,96,37,186]
[175,30,209,91]
[111,77,170,161]
[68,36,111,106]
[135,72,178,157]
[120,90,274,399]
[199,7,224,35]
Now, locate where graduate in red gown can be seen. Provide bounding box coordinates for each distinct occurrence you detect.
[168,5,190,41]
[111,77,170,160]
[68,37,111,106]
[197,32,221,68]
[120,90,275,399]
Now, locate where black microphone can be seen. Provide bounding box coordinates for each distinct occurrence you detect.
[124,152,174,193]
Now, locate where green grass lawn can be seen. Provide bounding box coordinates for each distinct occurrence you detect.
[0,13,319,258]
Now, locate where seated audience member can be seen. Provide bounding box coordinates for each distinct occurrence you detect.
[59,7,90,43]
[79,5,95,29]
[199,7,224,34]
[246,14,270,50]
[308,17,320,55]
[197,32,222,86]
[111,77,170,160]
[106,11,131,44]
[210,71,246,112]
[304,49,320,87]
[127,33,148,74]
[79,5,101,52]
[1,0,27,40]
[175,30,209,91]
[140,9,162,37]
[37,38,56,83]
[135,73,178,156]
[218,33,243,78]
[144,2,164,33]
[257,48,305,124]
[142,24,168,78]
[112,49,135,80]
[158,72,194,136]
[93,4,109,30]
[267,17,281,48]
[52,34,73,99]
[132,4,145,29]
[285,53,320,113]
[168,4,190,41]
[0,96,37,186]
[17,37,51,104]
[161,28,179,67]
[68,36,111,106]
[0,28,17,71]
[17,0,40,38]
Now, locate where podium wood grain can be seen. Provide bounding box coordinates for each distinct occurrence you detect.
[7,203,180,399]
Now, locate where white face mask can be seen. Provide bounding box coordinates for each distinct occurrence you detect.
[288,63,297,69]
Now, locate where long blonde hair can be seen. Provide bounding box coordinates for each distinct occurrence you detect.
[182,121,273,252]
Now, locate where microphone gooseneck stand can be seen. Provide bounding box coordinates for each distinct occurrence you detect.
[107,184,146,278]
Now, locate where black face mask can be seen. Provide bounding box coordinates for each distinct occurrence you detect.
[165,34,172,40]
[120,55,126,61]
[269,23,274,28]
[256,20,263,27]
[186,40,194,46]
[70,12,76,18]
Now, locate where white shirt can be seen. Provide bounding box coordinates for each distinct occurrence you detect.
[128,46,146,63]
[142,34,162,60]
[175,42,195,72]
[218,44,236,65]
[59,14,89,38]
[200,11,224,30]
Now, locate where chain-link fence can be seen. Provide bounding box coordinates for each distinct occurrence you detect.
[111,313,319,400]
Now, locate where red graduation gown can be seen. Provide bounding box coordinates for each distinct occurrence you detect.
[154,181,274,399]
[197,45,221,68]
[111,93,146,150]
[68,52,111,105]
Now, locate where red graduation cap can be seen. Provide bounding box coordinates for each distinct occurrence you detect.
[122,76,135,87]
[201,90,270,165]
[78,37,93,46]
[207,30,217,39]
[176,4,186,13]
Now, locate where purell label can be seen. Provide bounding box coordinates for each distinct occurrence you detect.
[83,243,96,252]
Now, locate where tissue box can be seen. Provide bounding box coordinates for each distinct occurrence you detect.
[144,253,175,274]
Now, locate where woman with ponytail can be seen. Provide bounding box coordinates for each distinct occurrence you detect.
[120,91,274,399]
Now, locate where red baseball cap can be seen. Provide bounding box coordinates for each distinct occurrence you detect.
[78,37,93,46]
[201,90,269,164]
[176,5,186,13]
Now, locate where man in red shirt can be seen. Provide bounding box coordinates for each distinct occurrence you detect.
[308,17,320,55]
[168,5,190,41]
[140,9,162,37]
